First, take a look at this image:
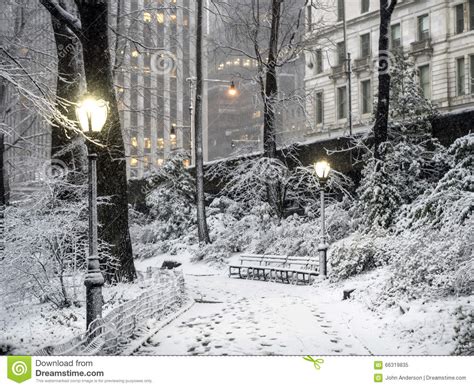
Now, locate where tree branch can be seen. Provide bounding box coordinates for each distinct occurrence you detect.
[39,0,82,38]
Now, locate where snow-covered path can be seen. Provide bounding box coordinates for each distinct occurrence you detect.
[134,268,374,356]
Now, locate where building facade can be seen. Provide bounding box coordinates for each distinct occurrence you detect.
[115,0,197,179]
[304,0,474,140]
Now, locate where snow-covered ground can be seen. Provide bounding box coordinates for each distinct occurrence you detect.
[133,253,466,356]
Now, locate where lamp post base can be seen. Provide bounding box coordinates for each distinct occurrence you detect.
[318,244,328,277]
[84,255,105,332]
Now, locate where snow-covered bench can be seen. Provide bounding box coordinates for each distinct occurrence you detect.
[228,254,319,285]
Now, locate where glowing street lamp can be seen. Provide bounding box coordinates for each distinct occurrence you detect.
[314,160,331,277]
[228,80,238,97]
[76,95,109,134]
[76,94,108,332]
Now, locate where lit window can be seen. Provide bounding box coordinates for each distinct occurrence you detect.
[234,59,240,65]
[143,156,149,167]
[156,13,164,24]
[131,137,138,148]
[218,63,225,70]
[253,111,261,118]
[130,157,138,167]
[243,59,251,67]
[183,159,190,168]
[144,137,152,149]
[418,64,431,99]
[157,158,164,166]
[157,138,164,149]
[361,79,372,114]
[143,12,152,23]
[170,14,177,22]
[457,57,466,96]
[337,86,347,119]
[132,50,140,58]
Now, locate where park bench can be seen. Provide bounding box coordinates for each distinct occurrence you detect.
[228,254,319,285]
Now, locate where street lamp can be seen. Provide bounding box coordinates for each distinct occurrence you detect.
[76,94,109,331]
[314,160,331,277]
[228,80,238,97]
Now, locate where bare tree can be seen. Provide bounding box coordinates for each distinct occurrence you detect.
[373,0,398,160]
[39,0,136,281]
[208,0,308,217]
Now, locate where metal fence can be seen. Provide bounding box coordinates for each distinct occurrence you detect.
[34,268,186,356]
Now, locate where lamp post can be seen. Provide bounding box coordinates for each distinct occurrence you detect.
[314,160,331,277]
[76,95,109,331]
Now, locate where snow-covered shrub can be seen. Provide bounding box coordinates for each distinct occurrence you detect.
[131,152,198,259]
[146,153,196,240]
[206,156,289,217]
[329,233,390,281]
[451,305,473,355]
[399,134,473,230]
[2,175,114,308]
[383,227,472,300]
[355,158,402,231]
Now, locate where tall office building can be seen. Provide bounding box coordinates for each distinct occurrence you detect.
[304,0,474,139]
[114,0,197,178]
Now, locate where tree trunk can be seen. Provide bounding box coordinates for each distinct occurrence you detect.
[262,0,282,159]
[263,0,283,218]
[195,0,211,244]
[74,0,135,281]
[373,0,397,159]
[0,133,5,262]
[51,0,83,170]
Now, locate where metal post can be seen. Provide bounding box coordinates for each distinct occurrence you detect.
[318,184,328,277]
[188,79,196,166]
[347,52,353,136]
[84,153,104,331]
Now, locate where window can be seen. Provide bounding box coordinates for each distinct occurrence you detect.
[337,86,347,119]
[315,91,324,124]
[418,65,431,99]
[361,80,372,114]
[361,0,370,14]
[130,157,138,167]
[337,41,346,65]
[471,55,474,93]
[457,57,466,96]
[455,4,465,34]
[337,0,344,22]
[360,33,371,58]
[470,0,474,30]
[417,14,430,41]
[391,23,401,49]
[315,49,323,74]
[144,137,152,149]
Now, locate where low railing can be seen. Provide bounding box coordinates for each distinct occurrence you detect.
[34,269,186,356]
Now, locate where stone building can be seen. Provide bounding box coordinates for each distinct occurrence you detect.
[304,0,474,140]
